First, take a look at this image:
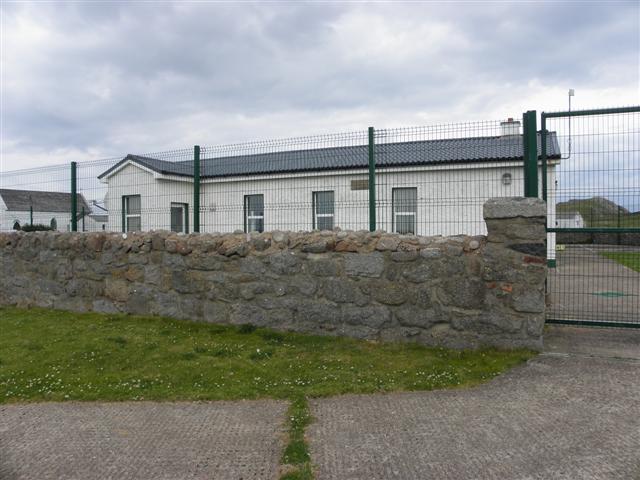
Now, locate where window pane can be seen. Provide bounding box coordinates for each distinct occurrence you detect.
[127,216,141,232]
[393,188,417,234]
[126,195,141,215]
[317,216,334,231]
[248,218,264,233]
[396,214,415,234]
[393,188,417,214]
[245,195,264,233]
[171,205,184,233]
[314,191,334,215]
[246,195,264,216]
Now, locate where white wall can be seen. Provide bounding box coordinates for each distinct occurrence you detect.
[556,214,585,229]
[0,206,72,232]
[104,164,193,232]
[102,161,557,239]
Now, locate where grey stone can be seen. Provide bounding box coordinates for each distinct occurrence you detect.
[467,239,480,250]
[372,281,407,305]
[391,251,419,262]
[394,305,442,329]
[402,263,433,283]
[322,278,367,305]
[483,196,546,219]
[341,305,390,329]
[104,278,129,302]
[345,252,384,278]
[420,248,441,258]
[306,256,341,277]
[507,242,546,257]
[238,256,267,275]
[268,251,301,275]
[302,240,331,254]
[229,304,268,326]
[0,199,547,351]
[376,235,400,251]
[271,231,287,243]
[513,289,545,313]
[203,301,230,323]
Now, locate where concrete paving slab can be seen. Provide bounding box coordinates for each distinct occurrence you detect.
[547,244,640,324]
[545,325,640,360]
[309,353,640,479]
[0,400,287,480]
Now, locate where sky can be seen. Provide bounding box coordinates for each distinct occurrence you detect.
[1,1,639,193]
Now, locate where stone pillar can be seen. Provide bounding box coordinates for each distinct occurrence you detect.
[482,197,547,349]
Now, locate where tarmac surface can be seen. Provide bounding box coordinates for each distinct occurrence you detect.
[308,326,640,480]
[0,400,287,480]
[1,326,638,480]
[547,244,640,325]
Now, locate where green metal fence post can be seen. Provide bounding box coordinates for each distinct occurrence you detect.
[193,145,201,233]
[29,205,33,226]
[540,114,547,202]
[368,127,376,232]
[70,161,78,232]
[522,110,538,198]
[82,207,85,232]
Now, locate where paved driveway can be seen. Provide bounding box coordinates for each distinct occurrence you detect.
[0,400,287,480]
[1,327,638,480]
[308,327,640,480]
[547,244,640,324]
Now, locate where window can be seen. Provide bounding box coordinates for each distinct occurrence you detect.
[50,218,57,230]
[122,195,141,232]
[170,203,189,233]
[313,191,335,230]
[244,194,264,233]
[392,188,417,234]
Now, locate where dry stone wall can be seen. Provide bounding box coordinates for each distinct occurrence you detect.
[0,197,547,350]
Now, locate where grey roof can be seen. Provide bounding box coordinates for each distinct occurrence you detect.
[99,133,562,180]
[0,189,90,214]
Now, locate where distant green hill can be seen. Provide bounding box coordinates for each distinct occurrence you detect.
[556,197,638,228]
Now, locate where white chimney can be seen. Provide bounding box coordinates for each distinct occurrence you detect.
[500,118,521,136]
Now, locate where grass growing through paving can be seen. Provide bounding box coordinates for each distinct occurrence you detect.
[601,252,640,273]
[0,306,535,478]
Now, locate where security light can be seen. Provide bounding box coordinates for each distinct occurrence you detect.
[501,173,512,185]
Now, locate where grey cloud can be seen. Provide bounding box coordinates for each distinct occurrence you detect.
[1,1,638,169]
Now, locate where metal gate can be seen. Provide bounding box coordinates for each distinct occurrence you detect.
[541,106,640,328]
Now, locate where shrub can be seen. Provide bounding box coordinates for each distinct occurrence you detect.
[20,224,53,232]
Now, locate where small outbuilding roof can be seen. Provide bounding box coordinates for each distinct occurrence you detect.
[0,189,90,214]
[98,132,562,180]
[557,212,583,219]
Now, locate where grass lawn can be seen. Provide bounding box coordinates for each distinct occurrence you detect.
[0,306,534,480]
[601,252,640,272]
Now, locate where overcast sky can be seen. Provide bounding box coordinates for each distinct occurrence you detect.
[1,1,639,172]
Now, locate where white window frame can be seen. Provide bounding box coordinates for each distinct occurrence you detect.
[244,194,264,233]
[170,202,188,233]
[392,187,417,235]
[312,190,335,230]
[123,195,141,232]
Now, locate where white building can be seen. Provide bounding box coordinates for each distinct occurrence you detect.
[0,189,106,232]
[98,127,561,251]
[556,212,585,229]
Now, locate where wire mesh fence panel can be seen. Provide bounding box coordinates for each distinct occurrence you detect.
[0,164,72,232]
[200,131,370,233]
[543,107,640,325]
[374,119,540,237]
[79,149,195,233]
